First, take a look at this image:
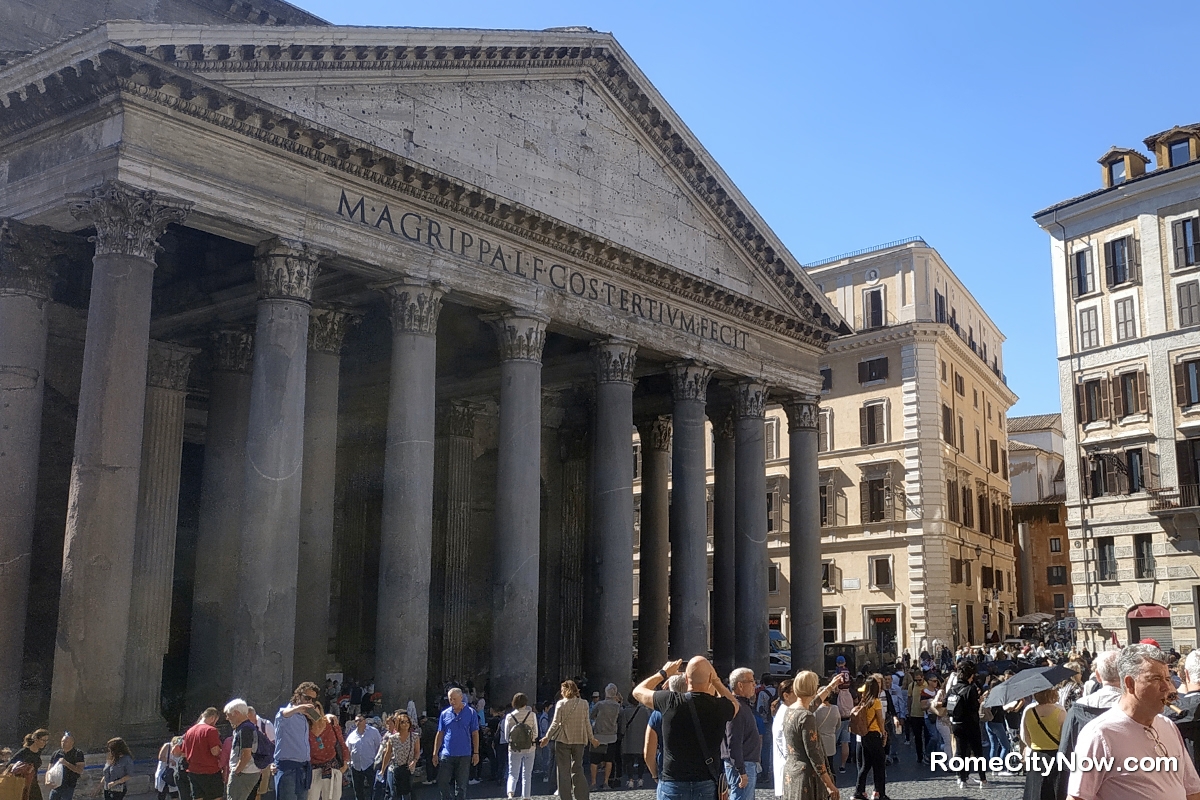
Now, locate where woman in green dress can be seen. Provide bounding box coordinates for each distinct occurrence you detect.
[782,672,840,800]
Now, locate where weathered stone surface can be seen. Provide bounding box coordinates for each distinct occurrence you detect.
[635,416,670,677]
[733,381,768,675]
[783,395,823,674]
[710,407,736,679]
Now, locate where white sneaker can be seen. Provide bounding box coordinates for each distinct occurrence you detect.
[997,770,1015,777]
[973,776,987,787]
[956,778,965,789]
[468,779,481,785]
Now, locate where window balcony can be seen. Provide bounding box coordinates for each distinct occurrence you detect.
[854,310,898,332]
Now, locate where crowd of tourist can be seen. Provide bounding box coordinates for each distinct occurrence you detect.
[8,639,1200,800]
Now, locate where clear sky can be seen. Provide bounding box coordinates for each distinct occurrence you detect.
[297,0,1195,415]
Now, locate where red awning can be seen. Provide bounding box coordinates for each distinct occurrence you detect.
[1127,604,1171,619]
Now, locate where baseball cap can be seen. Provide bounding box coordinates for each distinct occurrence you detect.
[1140,638,1161,648]
[836,655,846,664]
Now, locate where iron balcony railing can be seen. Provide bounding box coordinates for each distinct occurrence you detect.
[1149,484,1200,511]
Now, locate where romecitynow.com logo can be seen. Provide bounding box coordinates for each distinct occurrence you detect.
[930,752,1180,775]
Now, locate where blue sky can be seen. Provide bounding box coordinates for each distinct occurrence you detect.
[299,0,1195,415]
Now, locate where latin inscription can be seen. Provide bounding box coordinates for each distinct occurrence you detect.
[336,190,749,350]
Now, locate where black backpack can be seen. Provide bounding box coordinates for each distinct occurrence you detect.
[945,681,977,724]
[252,721,274,770]
[508,710,535,751]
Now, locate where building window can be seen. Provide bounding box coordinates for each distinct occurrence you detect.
[975,428,982,463]
[1078,307,1100,350]
[1049,537,1062,553]
[860,402,887,446]
[817,409,833,453]
[1072,249,1095,297]
[961,483,974,527]
[1127,447,1147,493]
[1002,451,1009,480]
[1134,533,1155,579]
[1077,377,1110,424]
[864,479,887,523]
[950,558,963,585]
[1180,281,1200,328]
[765,418,779,461]
[863,287,885,329]
[1114,297,1137,341]
[1173,218,1200,269]
[768,563,779,594]
[869,556,893,589]
[1109,160,1126,185]
[947,479,960,522]
[1053,593,1066,610]
[820,366,832,391]
[981,566,994,589]
[995,570,1003,592]
[973,388,979,409]
[965,562,972,588]
[1047,565,1067,585]
[955,372,965,395]
[1097,536,1117,581]
[633,442,641,479]
[978,491,990,535]
[1104,237,1136,287]
[1114,370,1147,417]
[822,561,841,593]
[942,404,954,445]
[1175,359,1200,408]
[819,485,829,527]
[958,415,965,451]
[941,360,948,383]
[935,290,947,323]
[1170,139,1191,168]
[822,610,839,643]
[858,357,889,384]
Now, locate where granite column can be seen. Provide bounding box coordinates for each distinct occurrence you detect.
[783,395,822,675]
[233,238,326,711]
[123,341,197,738]
[376,280,443,708]
[733,381,768,676]
[666,362,713,660]
[439,401,478,683]
[0,220,65,744]
[711,410,737,679]
[487,311,547,702]
[590,339,636,691]
[187,330,253,713]
[294,309,355,685]
[634,416,670,677]
[49,182,191,747]
[559,427,588,680]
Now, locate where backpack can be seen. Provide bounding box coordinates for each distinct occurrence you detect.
[848,699,874,737]
[836,687,855,719]
[508,710,535,751]
[252,721,274,769]
[946,682,976,724]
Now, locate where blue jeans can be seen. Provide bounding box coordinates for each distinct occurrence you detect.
[723,763,757,800]
[437,756,470,800]
[274,762,311,800]
[923,716,943,754]
[370,773,388,800]
[50,786,78,800]
[986,721,1011,762]
[659,779,716,800]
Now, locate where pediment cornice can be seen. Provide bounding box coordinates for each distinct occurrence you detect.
[0,34,847,346]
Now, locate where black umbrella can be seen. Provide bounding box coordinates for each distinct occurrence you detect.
[983,659,1018,675]
[983,665,1078,707]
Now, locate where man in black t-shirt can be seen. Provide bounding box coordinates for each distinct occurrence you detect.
[48,732,85,800]
[632,657,738,800]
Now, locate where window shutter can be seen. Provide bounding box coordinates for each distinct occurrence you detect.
[1175,220,1189,268]
[1148,449,1160,490]
[859,406,869,446]
[1111,375,1125,419]
[818,412,828,452]
[1191,219,1200,264]
[1177,441,1197,488]
[837,491,847,526]
[858,361,869,383]
[1080,457,1091,499]
[1069,253,1080,298]
[1001,451,1009,480]
[770,488,782,533]
[859,481,870,525]
[1074,382,1086,425]
[1130,236,1141,282]
[875,404,887,444]
[1136,370,1148,415]
[1099,376,1111,419]
[1104,240,1116,287]
[1176,362,1190,407]
[1104,456,1119,496]
[879,358,889,380]
[884,479,895,521]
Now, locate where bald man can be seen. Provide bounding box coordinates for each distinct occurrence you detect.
[633,658,738,800]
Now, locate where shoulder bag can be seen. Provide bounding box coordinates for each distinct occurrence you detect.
[684,694,730,800]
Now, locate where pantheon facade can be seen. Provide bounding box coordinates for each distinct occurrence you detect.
[0,2,845,747]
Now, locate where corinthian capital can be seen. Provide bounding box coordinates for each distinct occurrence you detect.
[67,181,192,260]
[667,361,713,403]
[485,311,549,363]
[592,338,637,384]
[308,307,359,354]
[211,329,254,374]
[147,341,199,392]
[781,394,820,432]
[734,380,768,419]
[378,279,445,336]
[438,400,480,438]
[637,416,672,452]
[253,237,331,302]
[0,219,80,297]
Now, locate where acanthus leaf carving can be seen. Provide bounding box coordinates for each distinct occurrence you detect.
[592,338,637,384]
[0,218,82,297]
[782,394,820,433]
[253,237,330,301]
[734,380,768,419]
[211,329,254,373]
[308,307,359,353]
[485,311,548,363]
[378,279,445,336]
[67,181,192,261]
[146,340,199,391]
[667,361,713,403]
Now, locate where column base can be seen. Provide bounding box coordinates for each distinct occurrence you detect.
[120,718,172,748]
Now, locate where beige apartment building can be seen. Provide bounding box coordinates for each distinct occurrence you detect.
[1035,122,1200,652]
[633,238,1019,659]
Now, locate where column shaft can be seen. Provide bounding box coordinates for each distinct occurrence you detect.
[635,417,670,677]
[440,402,477,683]
[711,411,736,678]
[590,340,636,691]
[488,312,547,701]
[233,238,324,710]
[49,182,190,748]
[559,431,588,679]
[187,331,253,714]
[377,282,442,708]
[734,382,768,675]
[667,362,713,659]
[123,342,196,735]
[0,220,62,744]
[784,396,823,675]
[294,309,354,685]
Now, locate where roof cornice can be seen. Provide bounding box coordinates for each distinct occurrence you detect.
[0,43,841,348]
[0,22,849,338]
